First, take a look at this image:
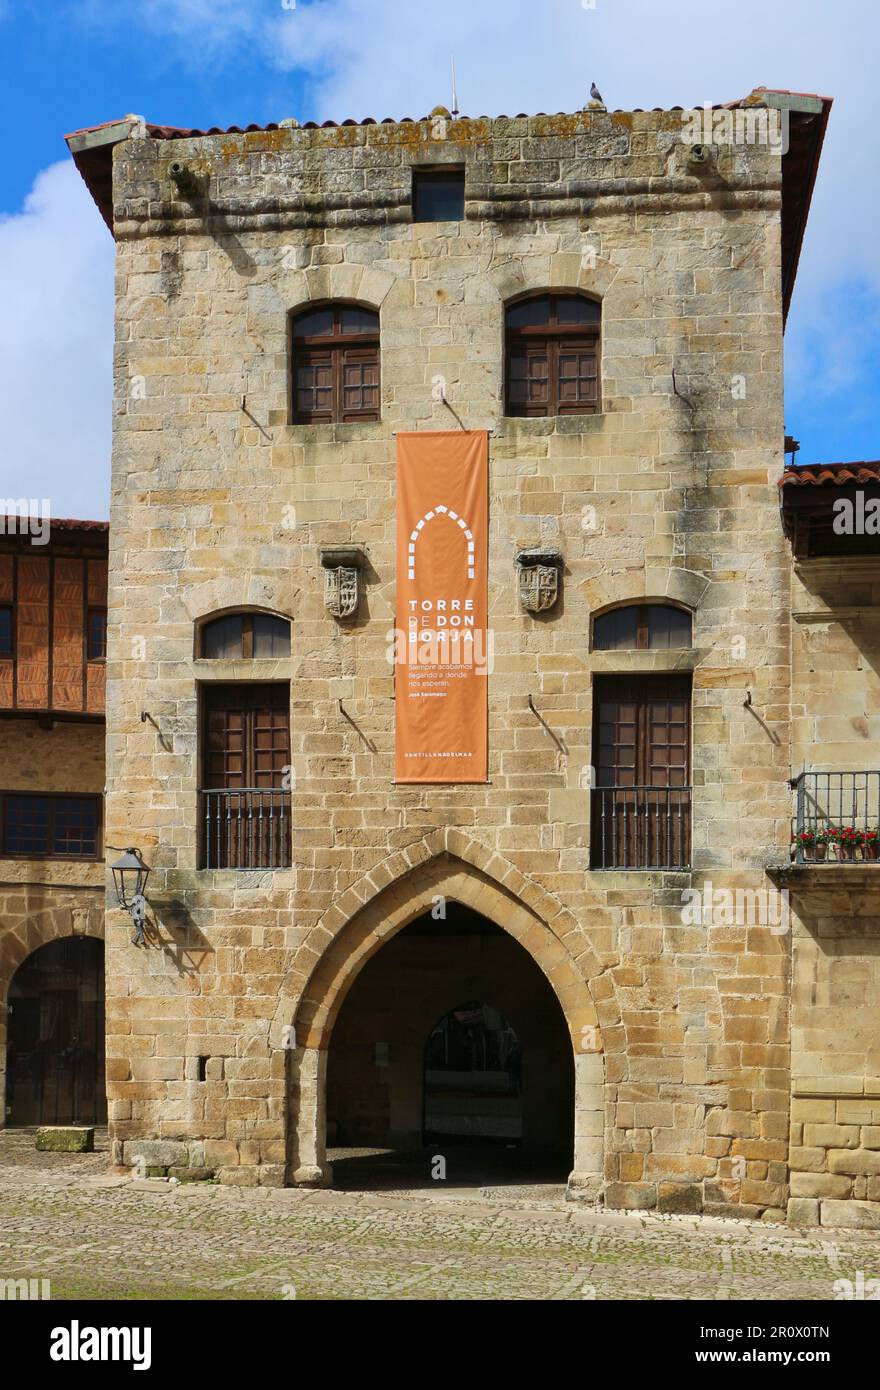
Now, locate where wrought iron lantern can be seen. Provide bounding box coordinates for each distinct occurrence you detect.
[111,847,151,945]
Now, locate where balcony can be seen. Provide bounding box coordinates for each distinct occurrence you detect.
[200,789,291,870]
[792,771,880,865]
[590,786,691,870]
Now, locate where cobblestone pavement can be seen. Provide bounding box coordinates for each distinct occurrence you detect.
[2,1130,880,1301]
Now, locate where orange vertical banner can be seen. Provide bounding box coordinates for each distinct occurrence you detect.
[395,430,489,783]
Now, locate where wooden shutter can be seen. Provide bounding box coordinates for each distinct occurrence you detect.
[291,304,380,425]
[591,676,691,868]
[295,348,335,423]
[506,335,600,417]
[556,340,599,413]
[507,341,551,416]
[203,684,289,788]
[201,685,291,869]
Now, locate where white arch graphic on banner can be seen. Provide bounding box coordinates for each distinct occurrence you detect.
[408,505,475,582]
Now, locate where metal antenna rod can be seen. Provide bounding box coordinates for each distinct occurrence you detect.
[451,56,459,118]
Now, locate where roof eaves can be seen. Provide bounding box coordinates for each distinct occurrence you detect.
[779,462,880,488]
[779,93,833,324]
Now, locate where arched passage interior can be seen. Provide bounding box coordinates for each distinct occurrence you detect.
[5,936,106,1127]
[325,904,574,1186]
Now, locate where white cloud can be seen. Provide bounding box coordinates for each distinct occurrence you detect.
[0,160,114,520]
[18,0,880,521]
[81,0,879,305]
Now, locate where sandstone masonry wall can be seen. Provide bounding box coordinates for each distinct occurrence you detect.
[105,108,791,1212]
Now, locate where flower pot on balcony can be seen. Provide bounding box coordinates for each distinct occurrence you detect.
[814,842,828,861]
[833,828,861,861]
[864,838,880,862]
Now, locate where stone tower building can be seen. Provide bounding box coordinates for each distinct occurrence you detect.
[60,89,877,1225]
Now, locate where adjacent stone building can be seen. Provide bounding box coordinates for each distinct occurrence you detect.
[0,518,107,1126]
[46,84,880,1226]
[779,460,880,1226]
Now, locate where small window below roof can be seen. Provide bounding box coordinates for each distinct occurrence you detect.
[200,613,291,660]
[412,168,465,222]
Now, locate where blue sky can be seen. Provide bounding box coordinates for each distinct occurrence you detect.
[0,0,877,518]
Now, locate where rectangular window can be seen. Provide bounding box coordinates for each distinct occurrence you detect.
[412,168,465,222]
[200,684,291,869]
[590,675,691,869]
[87,608,107,661]
[0,605,11,658]
[1,793,101,859]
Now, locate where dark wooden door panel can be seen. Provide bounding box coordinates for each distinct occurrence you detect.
[201,685,290,869]
[7,937,105,1127]
[591,675,691,868]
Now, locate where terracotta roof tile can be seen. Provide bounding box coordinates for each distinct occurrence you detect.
[780,462,880,487]
[66,91,831,144]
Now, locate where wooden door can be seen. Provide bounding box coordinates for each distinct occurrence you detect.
[202,685,291,868]
[6,937,105,1126]
[591,675,691,868]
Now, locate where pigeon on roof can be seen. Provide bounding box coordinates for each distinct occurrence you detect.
[590,82,604,104]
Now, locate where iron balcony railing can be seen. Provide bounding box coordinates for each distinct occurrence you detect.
[590,785,691,870]
[200,788,291,870]
[793,771,880,864]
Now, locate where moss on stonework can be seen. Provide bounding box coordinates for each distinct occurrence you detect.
[35,1128,94,1153]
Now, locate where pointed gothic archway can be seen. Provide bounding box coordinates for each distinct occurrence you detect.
[276,841,610,1197]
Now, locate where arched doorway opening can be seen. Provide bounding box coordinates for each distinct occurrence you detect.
[325,904,574,1189]
[5,937,106,1126]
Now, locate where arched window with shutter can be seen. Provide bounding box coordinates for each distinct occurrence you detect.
[505,293,601,417]
[289,302,380,424]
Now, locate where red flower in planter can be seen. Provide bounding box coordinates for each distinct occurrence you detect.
[833,825,863,860]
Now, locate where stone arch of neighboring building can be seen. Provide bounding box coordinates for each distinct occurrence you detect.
[276,829,614,1195]
[0,901,104,1006]
[0,899,105,1128]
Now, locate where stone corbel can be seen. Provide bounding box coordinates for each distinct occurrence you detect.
[320,546,366,619]
[515,548,563,613]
